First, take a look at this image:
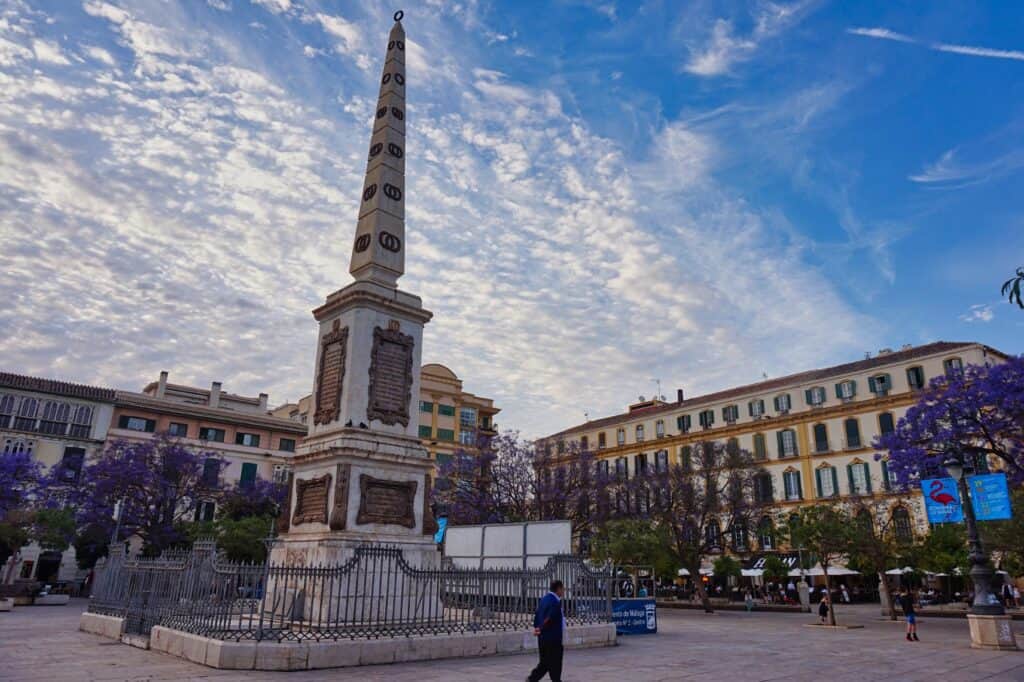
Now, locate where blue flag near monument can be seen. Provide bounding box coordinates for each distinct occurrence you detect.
[968,473,1012,521]
[921,477,963,523]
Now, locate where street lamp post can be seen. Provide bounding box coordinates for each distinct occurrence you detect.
[942,454,1003,616]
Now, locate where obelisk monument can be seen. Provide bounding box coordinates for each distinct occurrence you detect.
[271,10,437,568]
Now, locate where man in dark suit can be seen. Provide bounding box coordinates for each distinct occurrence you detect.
[528,579,565,682]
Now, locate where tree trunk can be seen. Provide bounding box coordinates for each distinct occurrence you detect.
[878,572,897,620]
[823,567,836,626]
[691,569,714,613]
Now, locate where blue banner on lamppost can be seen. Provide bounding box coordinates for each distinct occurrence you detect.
[968,473,1012,521]
[921,478,963,523]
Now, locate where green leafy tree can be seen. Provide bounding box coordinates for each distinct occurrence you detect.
[712,555,741,582]
[214,516,275,564]
[0,521,29,568]
[979,488,1024,573]
[589,518,677,578]
[761,555,789,584]
[31,508,76,552]
[1003,267,1024,309]
[905,524,969,581]
[845,498,905,620]
[73,523,111,570]
[784,504,853,625]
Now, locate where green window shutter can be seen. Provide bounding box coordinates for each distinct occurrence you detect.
[796,475,803,499]
[864,463,873,493]
[240,462,257,484]
[881,460,890,490]
[831,468,839,497]
[868,376,877,393]
[849,381,857,397]
[815,469,822,497]
[835,383,843,399]
[418,424,432,438]
[846,464,854,494]
[783,473,793,499]
[776,431,784,457]
[748,402,754,417]
[804,389,813,405]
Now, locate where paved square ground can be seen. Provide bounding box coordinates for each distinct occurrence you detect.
[2,600,1022,681]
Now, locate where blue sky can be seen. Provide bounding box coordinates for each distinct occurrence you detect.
[1,0,1022,437]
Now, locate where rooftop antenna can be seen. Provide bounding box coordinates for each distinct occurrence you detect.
[651,378,662,402]
[584,411,590,422]
[762,371,768,380]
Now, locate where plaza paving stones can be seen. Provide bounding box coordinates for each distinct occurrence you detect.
[1,599,1022,681]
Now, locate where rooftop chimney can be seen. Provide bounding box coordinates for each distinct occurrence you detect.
[259,393,268,410]
[156,371,168,399]
[677,388,684,403]
[209,381,222,409]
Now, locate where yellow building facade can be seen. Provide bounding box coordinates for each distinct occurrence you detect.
[540,341,1008,546]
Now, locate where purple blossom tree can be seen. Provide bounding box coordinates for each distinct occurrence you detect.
[875,357,1024,486]
[62,434,224,554]
[0,449,42,517]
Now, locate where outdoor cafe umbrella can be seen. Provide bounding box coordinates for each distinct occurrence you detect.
[885,566,915,575]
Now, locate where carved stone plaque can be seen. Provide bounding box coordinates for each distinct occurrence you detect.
[356,474,417,528]
[329,463,351,531]
[314,320,349,426]
[366,325,413,426]
[292,473,331,526]
[275,471,294,534]
[422,474,438,536]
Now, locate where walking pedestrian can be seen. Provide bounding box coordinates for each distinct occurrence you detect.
[528,579,565,682]
[1001,582,1013,606]
[818,592,830,624]
[1013,584,1021,608]
[840,584,850,604]
[744,589,754,612]
[898,588,918,642]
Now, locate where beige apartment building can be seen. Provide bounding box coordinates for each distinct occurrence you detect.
[539,341,1009,552]
[272,362,499,472]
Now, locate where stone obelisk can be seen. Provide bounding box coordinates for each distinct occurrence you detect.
[271,10,437,568]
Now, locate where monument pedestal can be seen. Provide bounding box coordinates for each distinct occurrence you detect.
[966,614,1019,651]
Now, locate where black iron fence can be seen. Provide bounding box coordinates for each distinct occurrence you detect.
[88,541,613,642]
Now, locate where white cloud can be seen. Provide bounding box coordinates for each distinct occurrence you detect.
[313,13,361,54]
[250,0,290,14]
[32,38,70,64]
[960,304,994,323]
[849,25,1024,62]
[0,0,873,438]
[207,0,231,10]
[685,1,816,76]
[82,44,116,66]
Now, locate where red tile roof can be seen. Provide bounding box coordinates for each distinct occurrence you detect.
[543,341,1005,440]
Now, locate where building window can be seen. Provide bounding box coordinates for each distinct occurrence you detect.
[869,374,891,395]
[580,435,589,451]
[597,459,610,479]
[418,424,432,438]
[753,433,767,460]
[279,437,296,452]
[943,357,963,376]
[726,437,739,455]
[119,415,156,433]
[655,420,665,438]
[636,452,648,475]
[892,507,913,543]
[881,459,897,491]
[848,462,871,495]
[777,429,798,458]
[773,394,792,413]
[783,470,802,501]
[240,462,258,487]
[844,418,862,449]
[419,400,433,413]
[759,517,775,550]
[748,399,765,418]
[202,458,221,487]
[698,409,714,429]
[705,521,721,549]
[615,457,628,480]
[816,466,838,498]
[0,394,14,429]
[616,428,625,446]
[906,366,925,390]
[835,380,857,401]
[39,401,70,435]
[437,428,455,442]
[597,432,606,449]
[680,446,692,471]
[58,447,85,484]
[2,438,34,455]
[198,426,225,442]
[731,521,748,550]
[635,424,644,442]
[722,405,739,423]
[459,430,475,445]
[805,387,826,406]
[754,472,773,503]
[168,422,189,438]
[68,405,93,438]
[813,424,829,453]
[14,397,39,431]
[438,404,455,417]
[195,501,216,523]
[459,407,477,428]
[878,412,895,436]
[655,449,668,473]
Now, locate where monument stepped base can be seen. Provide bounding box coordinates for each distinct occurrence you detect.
[146,623,616,671]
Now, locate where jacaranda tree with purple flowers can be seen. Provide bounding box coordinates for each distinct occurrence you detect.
[66,434,224,555]
[0,449,42,566]
[875,357,1024,487]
